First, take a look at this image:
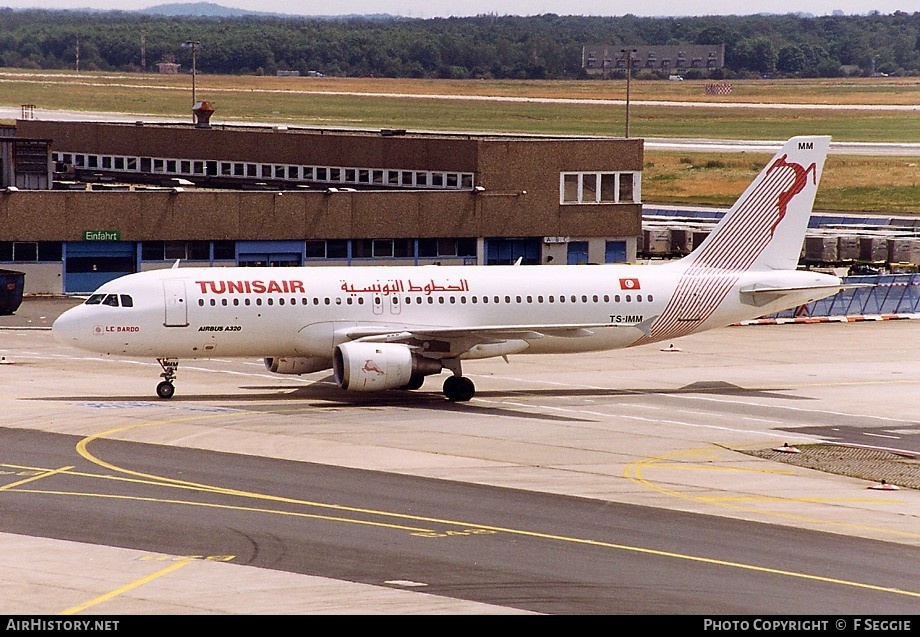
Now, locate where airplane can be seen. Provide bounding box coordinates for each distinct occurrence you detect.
[52,135,844,402]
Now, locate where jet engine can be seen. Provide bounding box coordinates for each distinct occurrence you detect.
[333,342,442,392]
[264,356,332,375]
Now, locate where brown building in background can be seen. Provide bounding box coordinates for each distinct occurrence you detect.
[583,44,725,77]
[4,119,644,294]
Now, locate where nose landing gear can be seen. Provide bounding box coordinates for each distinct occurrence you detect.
[156,358,179,399]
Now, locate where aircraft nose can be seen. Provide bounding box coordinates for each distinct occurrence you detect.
[52,307,84,346]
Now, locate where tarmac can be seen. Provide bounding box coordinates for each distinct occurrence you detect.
[5,294,918,487]
[2,293,920,614]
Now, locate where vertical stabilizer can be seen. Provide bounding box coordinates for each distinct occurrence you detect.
[680,136,830,272]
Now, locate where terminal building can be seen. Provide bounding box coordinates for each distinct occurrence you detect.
[4,118,644,294]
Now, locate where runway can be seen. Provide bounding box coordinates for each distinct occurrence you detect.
[1,298,919,614]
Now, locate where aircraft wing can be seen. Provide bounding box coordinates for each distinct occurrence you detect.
[343,316,657,348]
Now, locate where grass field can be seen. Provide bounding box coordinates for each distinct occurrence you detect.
[1,70,918,213]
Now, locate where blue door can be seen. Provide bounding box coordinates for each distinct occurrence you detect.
[605,240,627,263]
[567,241,589,265]
[63,241,137,294]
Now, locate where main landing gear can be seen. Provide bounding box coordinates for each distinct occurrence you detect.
[442,375,475,402]
[156,358,178,399]
[441,358,475,402]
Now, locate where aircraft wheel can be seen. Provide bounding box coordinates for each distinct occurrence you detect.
[402,374,425,390]
[443,376,475,402]
[156,381,176,400]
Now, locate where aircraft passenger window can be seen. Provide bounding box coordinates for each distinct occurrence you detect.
[336,298,342,305]
[626,295,631,302]
[210,299,216,306]
[374,297,381,305]
[582,295,588,303]
[515,296,521,303]
[493,296,500,304]
[560,296,565,303]
[460,297,466,304]
[198,299,205,307]
[571,295,577,303]
[636,295,642,302]
[538,296,544,303]
[427,297,433,304]
[449,297,456,304]
[256,299,262,306]
[438,297,445,304]
[233,299,239,306]
[85,294,105,305]
[648,295,654,302]
[324,298,330,305]
[592,295,598,302]
[120,295,134,307]
[471,297,477,304]
[504,296,511,303]
[604,295,610,302]
[527,296,533,303]
[222,299,228,306]
[313,298,319,305]
[103,294,119,307]
[482,296,488,303]
[279,298,285,305]
[549,296,555,302]
[358,298,364,305]
[302,298,308,305]
[346,298,353,305]
[615,295,621,302]
[267,298,274,306]
[245,299,251,306]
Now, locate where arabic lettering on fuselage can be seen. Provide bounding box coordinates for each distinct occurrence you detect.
[339,279,470,296]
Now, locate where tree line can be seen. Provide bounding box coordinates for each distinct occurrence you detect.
[1,9,918,79]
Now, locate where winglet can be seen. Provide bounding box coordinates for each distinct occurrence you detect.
[679,136,831,273]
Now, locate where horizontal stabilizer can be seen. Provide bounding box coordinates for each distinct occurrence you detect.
[739,282,847,307]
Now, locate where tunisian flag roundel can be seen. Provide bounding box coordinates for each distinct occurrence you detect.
[619,277,640,290]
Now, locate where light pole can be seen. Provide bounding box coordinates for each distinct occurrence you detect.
[181,40,200,122]
[620,49,636,138]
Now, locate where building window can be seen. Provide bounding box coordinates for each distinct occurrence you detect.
[142,241,212,261]
[560,171,640,204]
[0,241,61,262]
[417,237,477,258]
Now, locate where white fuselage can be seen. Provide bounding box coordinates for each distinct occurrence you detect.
[51,262,840,360]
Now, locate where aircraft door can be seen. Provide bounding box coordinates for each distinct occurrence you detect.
[677,292,704,322]
[163,279,189,327]
[389,294,402,316]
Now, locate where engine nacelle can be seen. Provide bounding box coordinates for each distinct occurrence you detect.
[333,342,441,392]
[264,356,331,375]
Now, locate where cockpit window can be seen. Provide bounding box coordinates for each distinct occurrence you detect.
[84,293,134,308]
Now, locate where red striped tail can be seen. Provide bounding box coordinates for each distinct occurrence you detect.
[679,135,830,274]
[636,136,831,345]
